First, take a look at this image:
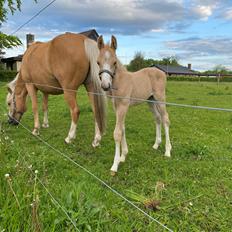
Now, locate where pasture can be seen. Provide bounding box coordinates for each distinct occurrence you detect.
[0,80,232,231]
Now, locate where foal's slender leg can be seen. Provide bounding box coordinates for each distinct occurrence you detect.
[111,102,129,174]
[120,124,128,162]
[157,104,172,157]
[42,93,49,128]
[25,84,40,136]
[84,83,102,147]
[63,91,80,144]
[149,103,162,149]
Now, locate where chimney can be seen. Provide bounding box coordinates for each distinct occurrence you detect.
[188,63,192,70]
[26,34,35,48]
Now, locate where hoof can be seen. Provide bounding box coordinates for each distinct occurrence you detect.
[65,137,71,144]
[110,171,116,176]
[92,140,100,148]
[153,143,159,150]
[32,129,39,136]
[42,123,49,128]
[164,152,171,158]
[120,156,126,163]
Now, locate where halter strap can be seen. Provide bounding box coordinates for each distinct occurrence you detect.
[12,93,24,116]
[99,69,115,79]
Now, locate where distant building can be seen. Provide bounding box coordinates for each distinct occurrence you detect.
[152,64,199,76]
[1,29,99,72]
[1,55,23,71]
[79,29,99,41]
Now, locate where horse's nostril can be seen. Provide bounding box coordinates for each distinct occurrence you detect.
[12,120,19,125]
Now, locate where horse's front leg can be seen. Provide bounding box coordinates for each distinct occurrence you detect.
[63,91,80,144]
[111,102,129,175]
[26,84,40,136]
[42,93,49,128]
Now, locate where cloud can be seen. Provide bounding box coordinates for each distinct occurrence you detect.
[162,37,232,70]
[221,8,232,20]
[2,0,232,37]
[165,37,232,57]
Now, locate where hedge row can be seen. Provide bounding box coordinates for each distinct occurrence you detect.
[0,70,17,83]
[168,76,232,82]
[1,70,232,83]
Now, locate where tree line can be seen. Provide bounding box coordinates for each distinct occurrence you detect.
[126,51,232,75]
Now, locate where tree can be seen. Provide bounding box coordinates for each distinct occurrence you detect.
[127,51,146,71]
[159,56,180,66]
[202,65,232,75]
[0,1,37,54]
[127,52,181,71]
[212,65,229,75]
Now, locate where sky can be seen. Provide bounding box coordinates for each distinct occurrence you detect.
[1,0,232,71]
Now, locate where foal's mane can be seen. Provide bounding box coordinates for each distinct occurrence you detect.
[103,44,127,72]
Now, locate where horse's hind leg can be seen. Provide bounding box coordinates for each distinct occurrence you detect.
[42,93,49,128]
[156,103,171,157]
[63,91,80,144]
[25,84,40,136]
[148,102,162,150]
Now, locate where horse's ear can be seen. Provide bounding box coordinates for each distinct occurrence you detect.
[111,35,117,50]
[97,35,104,50]
[7,85,12,94]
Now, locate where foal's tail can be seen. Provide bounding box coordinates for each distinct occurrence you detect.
[84,38,107,134]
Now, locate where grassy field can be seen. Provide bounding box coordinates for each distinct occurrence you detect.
[0,81,232,231]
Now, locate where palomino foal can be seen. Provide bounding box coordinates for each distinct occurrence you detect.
[97,35,172,175]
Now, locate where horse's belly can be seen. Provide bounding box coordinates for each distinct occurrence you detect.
[34,77,64,95]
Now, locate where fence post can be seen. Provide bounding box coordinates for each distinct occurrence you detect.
[217,73,220,85]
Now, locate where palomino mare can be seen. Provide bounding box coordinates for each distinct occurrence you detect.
[7,33,107,146]
[97,35,172,175]
[7,73,49,128]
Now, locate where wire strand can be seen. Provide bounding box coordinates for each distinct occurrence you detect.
[22,157,80,231]
[0,105,173,232]
[11,0,57,35]
[23,82,232,113]
[1,126,79,231]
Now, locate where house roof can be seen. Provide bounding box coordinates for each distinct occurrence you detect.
[152,64,198,75]
[1,55,23,63]
[80,29,99,41]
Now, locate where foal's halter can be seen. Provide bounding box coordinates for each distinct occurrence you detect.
[99,69,116,79]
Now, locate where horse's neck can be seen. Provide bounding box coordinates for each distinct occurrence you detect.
[15,74,27,95]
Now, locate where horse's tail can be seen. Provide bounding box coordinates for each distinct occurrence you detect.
[84,38,107,134]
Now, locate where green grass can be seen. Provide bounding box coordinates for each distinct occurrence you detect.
[0,81,232,231]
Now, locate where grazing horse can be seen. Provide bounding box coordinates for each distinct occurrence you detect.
[97,35,171,175]
[7,33,107,146]
[7,73,49,128]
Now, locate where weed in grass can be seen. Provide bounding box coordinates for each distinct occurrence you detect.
[5,173,21,209]
[31,169,42,232]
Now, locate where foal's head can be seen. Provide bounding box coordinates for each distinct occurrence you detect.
[97,35,118,91]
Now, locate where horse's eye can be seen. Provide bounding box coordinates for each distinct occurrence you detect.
[114,61,117,66]
[97,61,100,66]
[8,103,10,106]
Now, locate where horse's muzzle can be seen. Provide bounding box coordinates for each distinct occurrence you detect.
[8,115,19,125]
[102,87,110,91]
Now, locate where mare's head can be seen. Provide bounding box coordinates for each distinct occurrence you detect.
[97,35,118,91]
[6,74,27,125]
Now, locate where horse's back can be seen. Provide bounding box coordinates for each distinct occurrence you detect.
[48,33,89,85]
[20,33,91,93]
